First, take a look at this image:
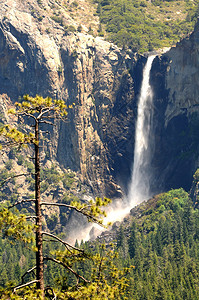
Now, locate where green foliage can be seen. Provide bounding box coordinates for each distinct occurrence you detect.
[64,24,76,34]
[68,197,111,225]
[1,187,199,299]
[0,125,35,148]
[57,244,133,299]
[77,24,83,32]
[0,207,34,244]
[24,160,34,173]
[17,155,24,165]
[15,95,68,117]
[5,160,13,170]
[193,168,199,181]
[110,189,199,299]
[46,214,58,231]
[51,15,64,25]
[71,1,79,8]
[62,172,75,189]
[41,164,61,185]
[95,0,199,52]
[159,188,189,209]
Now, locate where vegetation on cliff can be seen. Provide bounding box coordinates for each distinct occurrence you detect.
[95,0,199,52]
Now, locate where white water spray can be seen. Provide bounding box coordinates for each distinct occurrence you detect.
[67,55,157,244]
[128,55,156,206]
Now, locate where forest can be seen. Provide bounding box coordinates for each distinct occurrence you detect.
[1,0,199,298]
[1,186,199,298]
[95,0,199,52]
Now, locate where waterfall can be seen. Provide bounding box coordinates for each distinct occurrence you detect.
[128,55,156,206]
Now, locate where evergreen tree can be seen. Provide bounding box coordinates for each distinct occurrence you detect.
[0,95,111,298]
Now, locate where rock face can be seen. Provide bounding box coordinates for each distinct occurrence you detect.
[2,0,199,201]
[150,23,199,193]
[0,0,143,198]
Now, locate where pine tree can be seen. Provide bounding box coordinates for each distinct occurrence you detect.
[0,95,111,298]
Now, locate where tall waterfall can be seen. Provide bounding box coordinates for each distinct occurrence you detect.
[128,55,156,206]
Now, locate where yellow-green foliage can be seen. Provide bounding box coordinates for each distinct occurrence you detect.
[70,197,111,225]
[0,207,34,244]
[0,287,43,299]
[0,95,72,149]
[14,94,69,117]
[58,244,133,299]
[193,168,199,181]
[0,125,35,148]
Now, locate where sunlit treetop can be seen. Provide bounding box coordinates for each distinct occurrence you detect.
[0,95,73,149]
[9,94,72,120]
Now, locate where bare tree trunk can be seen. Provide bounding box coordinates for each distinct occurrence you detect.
[35,120,44,295]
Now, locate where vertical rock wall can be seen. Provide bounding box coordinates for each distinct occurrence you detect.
[150,22,199,192]
[0,0,143,198]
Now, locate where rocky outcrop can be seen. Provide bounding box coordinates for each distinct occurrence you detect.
[190,169,199,206]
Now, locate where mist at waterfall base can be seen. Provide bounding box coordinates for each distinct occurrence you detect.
[66,200,131,245]
[67,55,157,244]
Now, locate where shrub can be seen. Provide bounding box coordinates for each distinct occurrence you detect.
[46,214,58,231]
[5,160,12,171]
[17,155,23,166]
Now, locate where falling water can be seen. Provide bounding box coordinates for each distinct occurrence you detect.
[128,55,156,206]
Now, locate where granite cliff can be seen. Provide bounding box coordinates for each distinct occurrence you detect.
[1,0,199,202]
[0,0,140,199]
[150,23,199,194]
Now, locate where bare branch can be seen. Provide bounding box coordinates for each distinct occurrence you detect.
[37,107,55,120]
[13,280,39,293]
[18,111,37,121]
[41,202,104,226]
[39,120,55,126]
[27,155,35,160]
[43,239,59,243]
[0,172,34,187]
[43,257,90,283]
[21,266,36,283]
[0,141,26,149]
[25,216,38,220]
[8,199,35,209]
[42,231,84,252]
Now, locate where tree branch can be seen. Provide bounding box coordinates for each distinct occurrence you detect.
[37,107,55,120]
[43,257,90,283]
[42,231,84,253]
[25,216,38,220]
[0,172,34,187]
[0,141,26,149]
[39,120,55,126]
[41,202,104,226]
[21,266,36,283]
[13,280,39,293]
[18,111,37,121]
[27,155,35,160]
[8,199,35,209]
